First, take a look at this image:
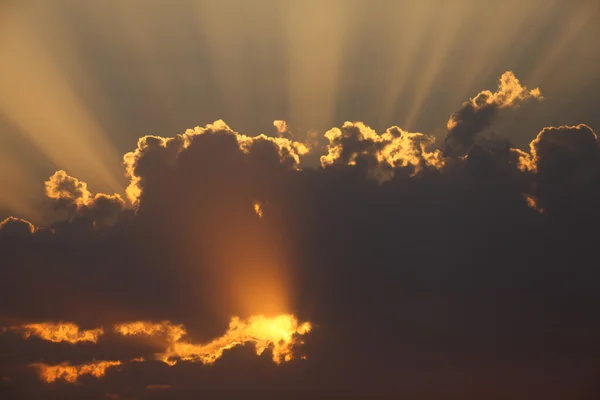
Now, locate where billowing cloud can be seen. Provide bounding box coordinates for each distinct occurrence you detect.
[444,71,542,156]
[321,122,444,181]
[123,120,309,206]
[518,124,600,213]
[45,170,92,208]
[0,217,36,237]
[1,71,600,399]
[273,120,289,136]
[45,170,125,225]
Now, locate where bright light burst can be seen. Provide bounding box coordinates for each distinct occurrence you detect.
[116,314,312,366]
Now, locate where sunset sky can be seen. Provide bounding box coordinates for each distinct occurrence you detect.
[1,1,600,399]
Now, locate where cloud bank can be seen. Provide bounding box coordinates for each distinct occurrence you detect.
[1,72,599,400]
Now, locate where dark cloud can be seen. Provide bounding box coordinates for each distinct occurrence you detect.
[0,217,36,238]
[44,170,126,226]
[444,71,542,157]
[1,73,600,399]
[519,124,600,215]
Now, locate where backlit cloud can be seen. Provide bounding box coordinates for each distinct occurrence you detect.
[0,69,599,399]
[8,322,103,344]
[321,122,444,181]
[31,361,121,383]
[444,71,543,156]
[123,120,309,206]
[115,314,311,366]
[0,217,37,237]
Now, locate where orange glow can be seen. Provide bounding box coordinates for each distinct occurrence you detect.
[116,314,311,366]
[321,122,444,181]
[512,148,535,172]
[0,3,124,195]
[253,201,264,218]
[115,320,185,343]
[31,360,121,383]
[236,132,310,166]
[45,170,92,206]
[486,71,543,107]
[524,194,544,214]
[45,170,125,211]
[273,120,289,136]
[10,322,103,344]
[447,71,543,132]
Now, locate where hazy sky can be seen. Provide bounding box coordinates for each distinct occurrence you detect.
[1,0,599,221]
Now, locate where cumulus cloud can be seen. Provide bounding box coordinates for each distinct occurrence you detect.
[0,217,36,237]
[321,122,444,181]
[518,124,600,213]
[45,170,125,226]
[523,124,599,174]
[1,72,600,399]
[273,120,289,136]
[444,71,543,156]
[123,120,309,206]
[45,170,92,207]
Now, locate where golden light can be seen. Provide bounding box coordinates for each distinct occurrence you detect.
[0,0,598,218]
[7,314,311,384]
[253,201,264,218]
[9,322,103,344]
[0,148,40,222]
[282,0,349,134]
[526,1,600,86]
[115,314,312,366]
[31,361,121,383]
[0,2,124,196]
[401,2,471,131]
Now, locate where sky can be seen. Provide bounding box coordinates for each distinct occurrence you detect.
[1,0,600,399]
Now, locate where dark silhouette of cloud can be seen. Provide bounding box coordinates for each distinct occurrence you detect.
[1,72,599,399]
[444,71,542,157]
[0,217,36,238]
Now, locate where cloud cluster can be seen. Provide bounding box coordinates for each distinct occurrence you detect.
[3,316,310,385]
[1,71,599,399]
[321,122,445,181]
[123,120,308,206]
[45,170,126,227]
